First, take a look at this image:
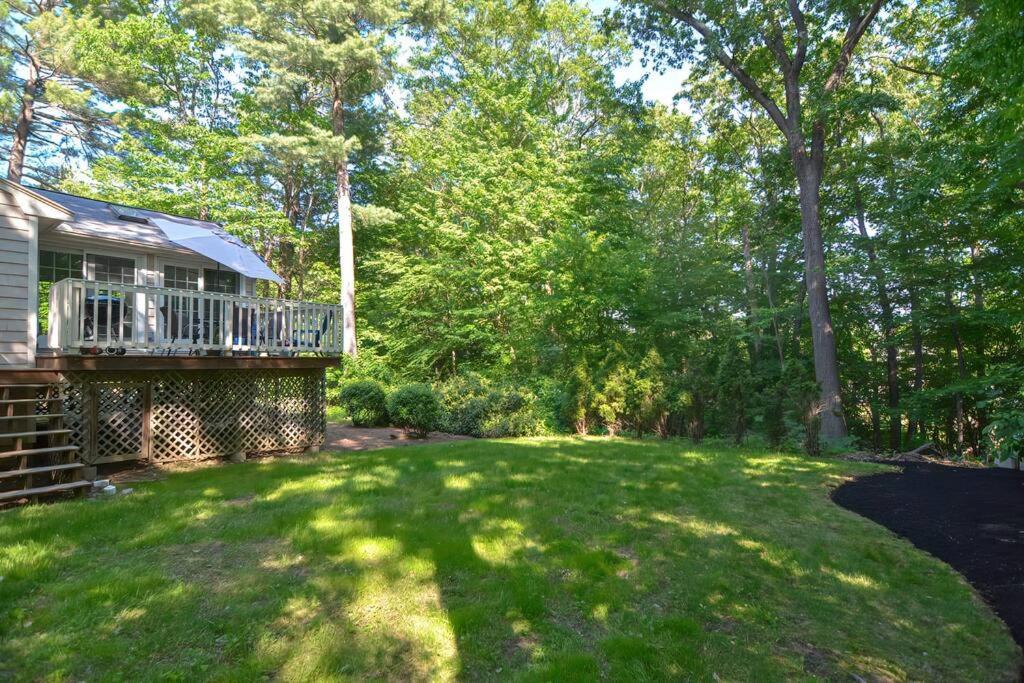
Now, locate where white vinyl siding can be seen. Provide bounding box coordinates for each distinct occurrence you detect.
[0,187,32,366]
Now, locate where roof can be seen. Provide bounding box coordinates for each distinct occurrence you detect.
[32,188,250,252]
[0,178,74,220]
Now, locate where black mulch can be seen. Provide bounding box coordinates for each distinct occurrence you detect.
[832,462,1024,651]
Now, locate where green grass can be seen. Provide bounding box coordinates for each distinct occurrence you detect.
[0,438,1018,681]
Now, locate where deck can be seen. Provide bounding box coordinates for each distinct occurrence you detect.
[45,278,343,357]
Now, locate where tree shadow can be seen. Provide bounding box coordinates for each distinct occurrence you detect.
[0,439,1018,680]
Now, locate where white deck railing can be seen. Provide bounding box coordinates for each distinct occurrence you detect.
[47,279,342,356]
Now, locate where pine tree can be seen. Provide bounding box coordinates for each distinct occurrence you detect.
[1,1,157,184]
[218,0,441,355]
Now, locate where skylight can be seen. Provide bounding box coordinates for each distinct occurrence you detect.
[108,204,151,225]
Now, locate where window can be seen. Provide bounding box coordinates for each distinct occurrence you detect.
[88,254,136,284]
[163,265,199,290]
[203,269,238,294]
[39,250,83,283]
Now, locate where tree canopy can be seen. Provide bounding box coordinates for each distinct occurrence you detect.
[2,0,1021,458]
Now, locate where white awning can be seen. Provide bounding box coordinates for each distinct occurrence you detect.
[152,218,283,285]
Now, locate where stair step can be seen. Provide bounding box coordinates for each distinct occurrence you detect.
[0,445,79,460]
[0,463,83,480]
[0,429,72,440]
[0,414,66,422]
[0,480,91,503]
[0,398,63,404]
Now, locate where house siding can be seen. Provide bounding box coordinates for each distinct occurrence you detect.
[0,188,32,366]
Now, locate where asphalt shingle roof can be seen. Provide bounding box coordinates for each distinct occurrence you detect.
[34,189,248,251]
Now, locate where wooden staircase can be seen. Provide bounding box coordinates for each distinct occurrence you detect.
[0,380,89,505]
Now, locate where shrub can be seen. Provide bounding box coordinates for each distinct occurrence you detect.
[436,373,548,437]
[436,374,491,435]
[338,380,389,427]
[714,342,751,444]
[625,349,668,438]
[478,386,547,438]
[596,365,629,437]
[388,383,440,437]
[562,362,596,435]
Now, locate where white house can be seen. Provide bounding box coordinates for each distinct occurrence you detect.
[0,179,340,503]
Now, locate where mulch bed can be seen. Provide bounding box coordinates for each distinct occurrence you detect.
[832,462,1024,652]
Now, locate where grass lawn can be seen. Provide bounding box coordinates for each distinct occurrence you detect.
[0,438,1019,681]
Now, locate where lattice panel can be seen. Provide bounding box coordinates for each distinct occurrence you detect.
[60,368,325,465]
[149,369,325,463]
[96,384,145,462]
[61,375,145,465]
[152,375,199,462]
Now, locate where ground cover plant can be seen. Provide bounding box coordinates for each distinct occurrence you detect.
[0,439,1018,680]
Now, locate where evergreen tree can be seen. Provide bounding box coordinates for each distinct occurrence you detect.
[215,0,442,355]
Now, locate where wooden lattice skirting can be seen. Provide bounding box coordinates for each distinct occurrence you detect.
[58,368,326,464]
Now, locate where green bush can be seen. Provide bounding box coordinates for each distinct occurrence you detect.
[338,380,389,427]
[562,362,597,435]
[436,374,548,437]
[388,383,441,437]
[478,386,547,438]
[596,365,629,436]
[436,374,491,435]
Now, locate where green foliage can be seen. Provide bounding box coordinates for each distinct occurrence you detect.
[714,341,752,444]
[784,368,824,458]
[979,364,1024,465]
[387,383,441,437]
[436,374,547,438]
[624,349,668,438]
[5,0,1021,461]
[338,380,389,427]
[562,362,597,435]
[595,365,629,437]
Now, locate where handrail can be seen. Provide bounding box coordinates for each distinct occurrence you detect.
[47,278,342,356]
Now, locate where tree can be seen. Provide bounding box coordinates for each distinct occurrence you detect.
[3,0,102,183]
[363,0,646,377]
[219,0,440,356]
[621,0,892,441]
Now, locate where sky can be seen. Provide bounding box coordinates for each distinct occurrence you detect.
[583,0,690,109]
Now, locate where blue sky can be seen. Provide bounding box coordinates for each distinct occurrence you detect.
[582,0,690,108]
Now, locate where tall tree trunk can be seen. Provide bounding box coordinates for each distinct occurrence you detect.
[791,275,806,362]
[763,251,786,366]
[7,54,40,184]
[853,187,900,449]
[794,157,848,441]
[946,289,967,456]
[332,86,357,357]
[969,243,987,455]
[906,288,925,443]
[742,226,761,361]
[869,347,882,451]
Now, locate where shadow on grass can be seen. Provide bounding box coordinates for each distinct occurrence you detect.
[0,438,1018,680]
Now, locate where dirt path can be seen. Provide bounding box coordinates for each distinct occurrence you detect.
[323,424,470,451]
[832,463,1024,652]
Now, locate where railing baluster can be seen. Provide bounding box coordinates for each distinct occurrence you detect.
[46,279,341,357]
